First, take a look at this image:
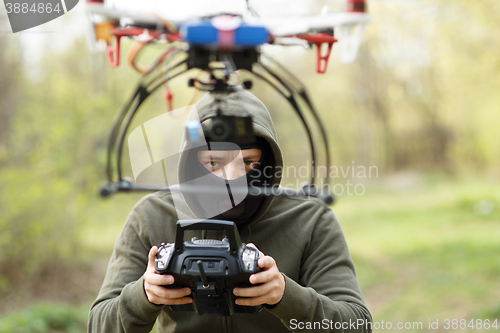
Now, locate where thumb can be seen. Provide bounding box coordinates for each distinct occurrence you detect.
[148,245,158,272]
[246,243,264,259]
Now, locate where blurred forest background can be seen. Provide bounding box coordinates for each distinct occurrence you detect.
[0,0,499,332]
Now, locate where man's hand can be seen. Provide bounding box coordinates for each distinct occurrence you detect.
[143,246,193,306]
[233,243,285,306]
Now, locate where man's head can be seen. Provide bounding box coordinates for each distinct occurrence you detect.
[178,89,283,227]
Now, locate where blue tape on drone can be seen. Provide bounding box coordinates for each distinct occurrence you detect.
[181,21,268,46]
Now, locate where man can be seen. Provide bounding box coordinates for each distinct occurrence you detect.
[88,89,372,332]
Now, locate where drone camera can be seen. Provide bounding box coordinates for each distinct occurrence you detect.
[185,114,255,146]
[206,114,255,145]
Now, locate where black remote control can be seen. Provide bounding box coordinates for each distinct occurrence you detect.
[155,219,261,316]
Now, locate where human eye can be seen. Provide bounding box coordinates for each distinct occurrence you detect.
[244,160,259,168]
[206,160,220,170]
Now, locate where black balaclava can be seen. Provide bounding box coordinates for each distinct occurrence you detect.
[179,136,274,227]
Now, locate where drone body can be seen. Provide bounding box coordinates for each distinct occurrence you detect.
[85,0,369,71]
[85,0,369,204]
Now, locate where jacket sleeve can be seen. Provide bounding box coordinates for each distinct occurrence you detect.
[88,209,164,333]
[265,208,372,333]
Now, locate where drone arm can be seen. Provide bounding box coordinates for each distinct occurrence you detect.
[251,65,317,186]
[105,57,187,183]
[260,56,332,189]
[296,33,338,74]
[115,64,189,181]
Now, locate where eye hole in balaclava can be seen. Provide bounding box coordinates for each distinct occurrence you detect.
[197,148,262,181]
[179,137,274,227]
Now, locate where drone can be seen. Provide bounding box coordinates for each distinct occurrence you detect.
[84,0,370,204]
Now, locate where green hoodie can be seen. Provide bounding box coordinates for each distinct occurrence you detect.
[88,89,372,333]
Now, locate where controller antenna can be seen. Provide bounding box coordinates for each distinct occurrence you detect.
[197,260,210,288]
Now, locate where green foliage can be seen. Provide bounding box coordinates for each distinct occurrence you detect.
[337,176,500,325]
[0,37,140,287]
[0,303,88,333]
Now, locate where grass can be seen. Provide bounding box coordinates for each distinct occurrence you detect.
[335,174,500,332]
[1,174,499,332]
[78,192,146,257]
[0,303,88,333]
